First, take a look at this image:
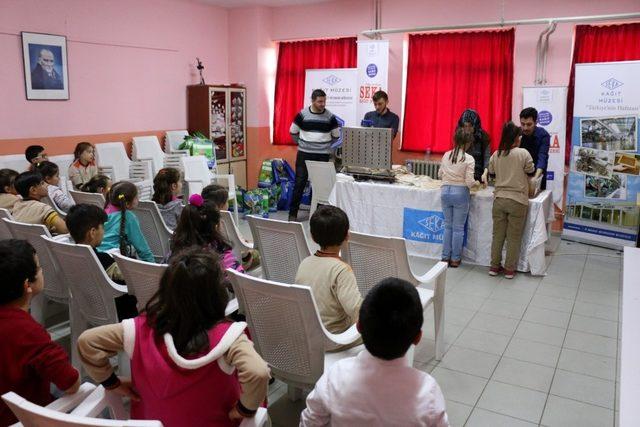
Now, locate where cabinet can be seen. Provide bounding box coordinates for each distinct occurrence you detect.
[187,85,247,187]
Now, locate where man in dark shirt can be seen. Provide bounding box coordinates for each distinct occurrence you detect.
[362,90,400,138]
[519,107,550,190]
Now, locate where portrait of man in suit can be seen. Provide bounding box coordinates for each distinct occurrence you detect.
[30,47,64,90]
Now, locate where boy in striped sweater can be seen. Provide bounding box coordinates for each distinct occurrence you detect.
[288,89,340,221]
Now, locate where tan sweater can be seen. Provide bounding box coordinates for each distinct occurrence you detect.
[77,322,270,411]
[295,254,363,334]
[488,147,535,206]
[0,193,20,211]
[12,199,61,233]
[68,160,99,189]
[438,150,477,188]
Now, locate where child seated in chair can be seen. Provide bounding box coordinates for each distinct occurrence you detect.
[36,161,75,213]
[97,181,154,263]
[25,145,48,171]
[12,171,68,234]
[169,195,244,277]
[152,167,183,230]
[202,184,260,271]
[66,204,136,320]
[80,174,111,198]
[295,205,362,336]
[0,239,80,425]
[68,142,98,190]
[301,278,449,427]
[77,247,270,427]
[0,168,20,211]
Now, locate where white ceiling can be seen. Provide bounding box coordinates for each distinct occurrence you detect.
[200,0,334,8]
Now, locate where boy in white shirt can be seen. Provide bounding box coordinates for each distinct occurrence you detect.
[300,278,449,427]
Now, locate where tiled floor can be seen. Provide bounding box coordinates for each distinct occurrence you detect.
[251,213,622,427]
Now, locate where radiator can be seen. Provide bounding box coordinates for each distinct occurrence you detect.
[406,159,441,179]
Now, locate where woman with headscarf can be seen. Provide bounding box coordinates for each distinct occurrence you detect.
[457,109,491,181]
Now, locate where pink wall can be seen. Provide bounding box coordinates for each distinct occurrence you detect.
[0,0,229,141]
[230,0,639,128]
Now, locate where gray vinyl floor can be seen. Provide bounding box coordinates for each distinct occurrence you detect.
[248,212,622,427]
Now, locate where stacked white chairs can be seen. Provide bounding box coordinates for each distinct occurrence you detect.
[69,190,105,209]
[246,216,311,284]
[0,154,30,172]
[180,155,239,223]
[132,135,187,175]
[228,270,362,400]
[0,208,14,239]
[94,142,152,200]
[43,236,128,370]
[164,130,190,155]
[3,219,69,326]
[131,200,173,262]
[305,160,337,216]
[2,382,267,426]
[342,231,448,360]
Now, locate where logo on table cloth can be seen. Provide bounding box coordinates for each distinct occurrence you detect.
[601,78,623,91]
[322,74,341,86]
[403,208,445,243]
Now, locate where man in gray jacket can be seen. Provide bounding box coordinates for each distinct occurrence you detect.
[288,89,340,221]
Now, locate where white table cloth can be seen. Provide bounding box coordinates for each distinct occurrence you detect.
[329,177,555,275]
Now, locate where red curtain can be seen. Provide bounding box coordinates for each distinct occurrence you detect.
[272,37,357,145]
[566,23,640,159]
[402,29,514,153]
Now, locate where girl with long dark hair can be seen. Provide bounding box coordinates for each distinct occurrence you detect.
[485,122,535,279]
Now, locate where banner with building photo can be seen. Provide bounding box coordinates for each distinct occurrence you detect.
[304,68,358,127]
[522,86,567,209]
[564,61,640,248]
[356,39,389,121]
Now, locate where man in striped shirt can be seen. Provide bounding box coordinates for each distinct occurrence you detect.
[288,89,340,221]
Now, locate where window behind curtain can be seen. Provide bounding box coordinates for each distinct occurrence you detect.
[402,29,515,153]
[566,23,640,160]
[272,37,357,146]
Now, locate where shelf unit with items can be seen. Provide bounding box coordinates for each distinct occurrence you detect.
[187,84,247,187]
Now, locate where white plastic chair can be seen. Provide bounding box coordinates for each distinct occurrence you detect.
[246,216,311,284]
[180,155,239,222]
[0,154,30,172]
[219,210,253,262]
[2,383,160,427]
[112,253,239,316]
[112,253,166,311]
[69,190,106,209]
[228,269,363,399]
[305,160,336,216]
[41,195,67,218]
[132,200,173,262]
[0,208,14,239]
[43,236,128,370]
[4,382,266,427]
[3,219,69,328]
[94,142,152,200]
[132,135,187,175]
[343,231,448,360]
[164,130,190,154]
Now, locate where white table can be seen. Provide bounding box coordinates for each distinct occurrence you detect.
[620,247,640,427]
[329,178,555,275]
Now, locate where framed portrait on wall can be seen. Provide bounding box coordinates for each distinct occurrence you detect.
[21,32,69,100]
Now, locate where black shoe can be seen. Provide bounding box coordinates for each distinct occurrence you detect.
[288,214,298,222]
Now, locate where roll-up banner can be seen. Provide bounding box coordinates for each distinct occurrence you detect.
[522,86,568,210]
[304,68,358,127]
[356,39,389,121]
[564,61,640,248]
